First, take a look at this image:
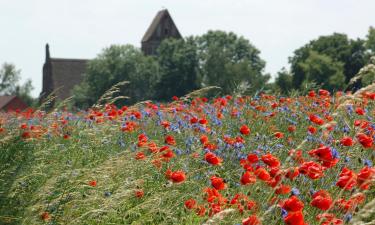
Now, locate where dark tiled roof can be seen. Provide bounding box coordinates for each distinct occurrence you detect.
[0,95,16,109]
[50,58,89,100]
[141,9,181,42]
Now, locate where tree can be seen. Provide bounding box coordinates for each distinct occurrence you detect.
[275,68,293,94]
[196,30,268,94]
[72,45,160,108]
[299,51,345,90]
[366,26,375,54]
[0,63,34,106]
[289,33,368,90]
[156,37,200,100]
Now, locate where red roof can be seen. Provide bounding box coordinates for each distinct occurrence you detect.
[0,95,28,110]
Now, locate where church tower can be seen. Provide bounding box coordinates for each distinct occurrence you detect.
[141,9,182,55]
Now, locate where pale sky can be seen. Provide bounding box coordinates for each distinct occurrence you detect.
[1,0,374,97]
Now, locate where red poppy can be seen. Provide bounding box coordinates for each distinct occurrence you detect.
[240,171,256,185]
[184,198,196,209]
[336,167,357,190]
[288,125,296,132]
[281,196,304,212]
[40,212,50,221]
[205,152,223,165]
[355,107,365,115]
[242,215,261,225]
[196,205,206,216]
[284,211,306,225]
[316,213,343,225]
[165,135,176,145]
[299,161,324,180]
[135,189,144,198]
[247,154,259,164]
[210,176,226,190]
[308,145,339,168]
[285,167,299,180]
[200,135,209,144]
[274,132,284,139]
[308,90,316,97]
[275,184,291,195]
[307,126,317,134]
[310,190,332,211]
[254,168,271,181]
[318,89,330,96]
[309,114,325,125]
[190,117,198,124]
[240,125,251,135]
[88,180,97,187]
[135,152,146,160]
[170,171,186,183]
[340,137,354,146]
[261,154,280,168]
[356,133,373,148]
[357,166,375,190]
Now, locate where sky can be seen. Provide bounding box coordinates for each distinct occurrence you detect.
[1,0,374,97]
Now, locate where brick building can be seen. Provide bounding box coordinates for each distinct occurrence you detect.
[40,9,181,102]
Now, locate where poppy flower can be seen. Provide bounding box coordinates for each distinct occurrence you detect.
[88,180,97,187]
[254,168,271,181]
[340,137,354,146]
[165,135,176,145]
[170,171,186,183]
[288,125,296,132]
[242,215,261,225]
[316,213,343,225]
[210,176,226,190]
[308,90,316,97]
[200,135,209,144]
[307,126,317,134]
[240,125,251,135]
[196,205,206,216]
[184,198,196,209]
[205,152,223,165]
[284,211,306,225]
[336,167,357,190]
[357,166,375,190]
[135,152,146,160]
[299,161,324,180]
[281,196,304,212]
[308,145,339,168]
[285,167,299,180]
[310,190,332,211]
[318,89,330,96]
[274,132,284,139]
[40,212,50,221]
[355,107,365,115]
[261,154,280,168]
[135,189,144,198]
[247,154,259,164]
[356,133,373,148]
[240,171,256,185]
[190,117,198,124]
[275,184,291,195]
[309,114,325,125]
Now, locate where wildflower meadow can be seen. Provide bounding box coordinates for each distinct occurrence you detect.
[0,88,374,225]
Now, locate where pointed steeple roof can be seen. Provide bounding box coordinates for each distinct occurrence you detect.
[141,9,181,42]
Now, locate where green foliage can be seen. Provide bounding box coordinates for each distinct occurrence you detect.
[275,68,293,94]
[156,37,200,100]
[72,45,160,108]
[196,30,269,94]
[299,50,346,90]
[0,63,35,106]
[366,26,375,54]
[289,33,368,90]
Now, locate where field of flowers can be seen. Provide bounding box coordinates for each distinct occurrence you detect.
[0,88,374,225]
